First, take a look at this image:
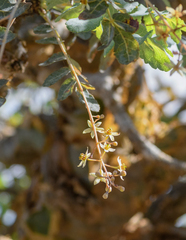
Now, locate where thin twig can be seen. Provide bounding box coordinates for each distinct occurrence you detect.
[0,0,22,66]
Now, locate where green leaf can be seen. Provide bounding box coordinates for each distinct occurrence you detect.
[0,26,16,45]
[140,38,171,71]
[104,40,115,57]
[114,28,139,64]
[114,0,139,12]
[94,24,103,40]
[43,67,70,87]
[79,0,108,19]
[55,3,83,22]
[39,53,66,66]
[36,37,58,45]
[46,0,69,10]
[57,78,76,101]
[33,24,52,34]
[0,0,14,11]
[133,24,152,45]
[133,32,152,45]
[0,97,6,107]
[0,11,10,20]
[0,79,8,88]
[69,57,82,72]
[66,16,103,33]
[167,17,186,44]
[27,207,50,235]
[99,50,115,72]
[98,20,114,50]
[76,89,100,112]
[81,82,95,90]
[77,32,92,40]
[87,35,99,63]
[14,2,31,18]
[113,13,136,33]
[108,0,122,10]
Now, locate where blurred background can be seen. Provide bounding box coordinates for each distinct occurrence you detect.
[1,0,186,239]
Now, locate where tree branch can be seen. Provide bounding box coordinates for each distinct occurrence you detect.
[86,68,186,170]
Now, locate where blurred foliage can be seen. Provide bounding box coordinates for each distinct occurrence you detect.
[1,0,186,240]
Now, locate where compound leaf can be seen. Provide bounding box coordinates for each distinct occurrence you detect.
[57,78,76,101]
[76,89,100,112]
[39,53,66,66]
[0,26,15,45]
[33,24,52,34]
[43,67,70,87]
[36,37,58,45]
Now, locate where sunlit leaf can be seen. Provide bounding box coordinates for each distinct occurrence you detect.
[43,67,71,87]
[66,16,103,33]
[139,38,171,71]
[94,24,103,40]
[57,78,76,101]
[0,26,16,45]
[167,17,186,44]
[39,53,66,66]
